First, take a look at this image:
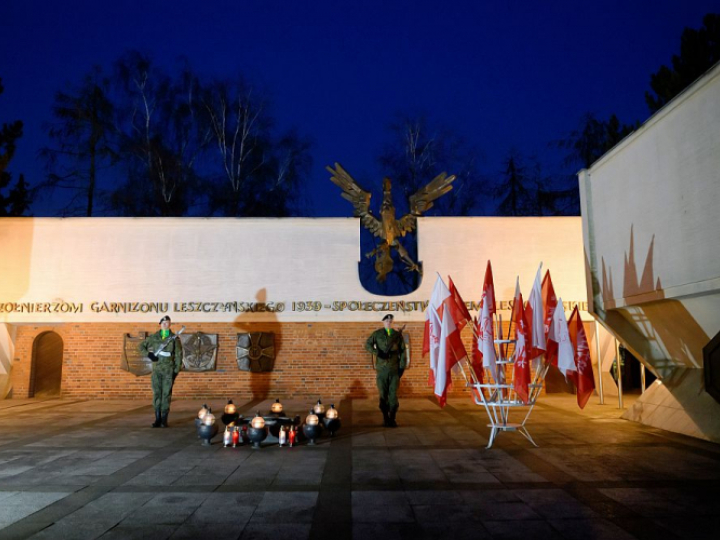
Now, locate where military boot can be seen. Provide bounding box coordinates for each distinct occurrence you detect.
[379,401,391,427]
[160,411,169,428]
[151,410,162,428]
[388,407,398,428]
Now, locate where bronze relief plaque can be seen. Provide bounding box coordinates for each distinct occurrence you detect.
[122,332,151,377]
[180,332,218,372]
[237,332,275,372]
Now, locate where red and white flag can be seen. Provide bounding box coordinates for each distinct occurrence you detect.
[568,307,595,409]
[541,270,558,335]
[423,274,451,358]
[470,316,484,384]
[504,276,522,374]
[525,264,546,362]
[509,276,521,332]
[479,262,498,381]
[427,306,442,386]
[542,270,558,366]
[448,276,472,332]
[547,298,574,376]
[424,274,466,390]
[512,292,531,404]
[434,309,466,407]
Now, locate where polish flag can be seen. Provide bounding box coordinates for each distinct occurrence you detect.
[541,270,558,334]
[525,264,546,361]
[512,292,531,404]
[427,306,442,386]
[423,275,451,357]
[470,316,484,384]
[434,309,467,407]
[479,262,498,381]
[542,270,559,366]
[448,276,472,332]
[568,307,596,409]
[547,298,574,376]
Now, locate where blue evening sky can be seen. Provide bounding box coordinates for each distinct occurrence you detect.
[1,1,717,215]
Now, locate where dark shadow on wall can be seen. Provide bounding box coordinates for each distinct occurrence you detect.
[597,226,709,377]
[589,224,718,437]
[233,288,281,401]
[345,378,371,400]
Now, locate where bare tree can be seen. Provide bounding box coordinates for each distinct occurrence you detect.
[41,66,115,216]
[110,52,211,216]
[201,77,311,216]
[378,114,485,217]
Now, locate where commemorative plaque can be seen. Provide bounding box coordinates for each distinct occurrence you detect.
[237,332,275,372]
[121,332,151,376]
[180,332,218,372]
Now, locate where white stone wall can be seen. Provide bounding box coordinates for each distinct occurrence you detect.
[580,62,720,442]
[580,62,720,370]
[0,216,589,323]
[0,323,14,399]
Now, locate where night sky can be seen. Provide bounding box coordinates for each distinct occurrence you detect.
[1,1,717,216]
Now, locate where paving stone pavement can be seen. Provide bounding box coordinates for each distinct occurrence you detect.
[0,395,719,539]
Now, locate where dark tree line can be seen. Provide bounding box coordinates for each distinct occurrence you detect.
[0,78,31,216]
[7,13,720,218]
[490,12,720,218]
[646,13,720,113]
[345,12,720,226]
[41,51,312,217]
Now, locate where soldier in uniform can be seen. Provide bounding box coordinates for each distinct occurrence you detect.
[365,314,406,427]
[139,316,183,428]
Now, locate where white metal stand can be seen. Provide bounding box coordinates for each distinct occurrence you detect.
[460,337,549,449]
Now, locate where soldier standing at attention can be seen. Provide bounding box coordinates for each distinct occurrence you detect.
[365,314,406,427]
[139,316,183,428]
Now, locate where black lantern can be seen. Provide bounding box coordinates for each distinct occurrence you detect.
[221,399,240,426]
[313,399,326,419]
[247,411,268,449]
[270,398,284,415]
[323,403,341,436]
[302,409,322,445]
[197,408,218,446]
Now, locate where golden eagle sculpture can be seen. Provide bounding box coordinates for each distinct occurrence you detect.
[327,162,456,282]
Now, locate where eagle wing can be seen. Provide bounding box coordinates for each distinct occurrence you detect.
[327,163,384,238]
[397,172,457,235]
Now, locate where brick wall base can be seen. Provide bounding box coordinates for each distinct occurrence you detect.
[10,322,483,402]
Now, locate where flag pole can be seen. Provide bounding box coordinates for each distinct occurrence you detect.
[640,364,646,394]
[455,355,471,386]
[615,338,624,409]
[594,319,605,405]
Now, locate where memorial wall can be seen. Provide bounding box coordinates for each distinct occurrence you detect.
[580,62,720,441]
[0,216,606,400]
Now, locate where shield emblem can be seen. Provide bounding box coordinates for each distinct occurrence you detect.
[236,333,275,372]
[179,332,218,372]
[122,333,151,376]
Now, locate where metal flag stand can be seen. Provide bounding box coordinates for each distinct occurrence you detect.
[457,317,549,449]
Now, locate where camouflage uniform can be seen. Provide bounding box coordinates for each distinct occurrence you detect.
[365,327,406,427]
[139,330,183,424]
